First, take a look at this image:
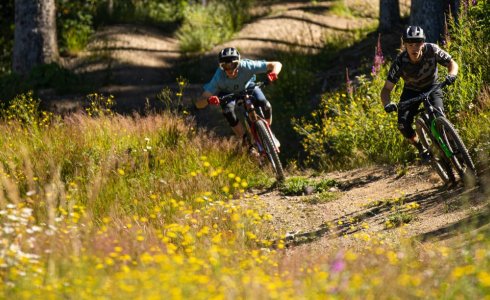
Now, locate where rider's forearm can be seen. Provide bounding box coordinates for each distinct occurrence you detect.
[448,59,458,76]
[380,88,392,106]
[196,91,213,109]
[195,98,208,109]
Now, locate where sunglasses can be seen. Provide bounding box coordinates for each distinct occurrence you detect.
[219,61,239,71]
[403,39,424,45]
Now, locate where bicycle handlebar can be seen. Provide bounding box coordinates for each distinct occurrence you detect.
[218,81,267,104]
[397,81,448,112]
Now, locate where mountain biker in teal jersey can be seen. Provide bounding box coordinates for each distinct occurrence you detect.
[195,47,282,141]
[380,25,459,162]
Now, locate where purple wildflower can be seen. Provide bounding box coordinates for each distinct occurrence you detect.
[346,67,353,95]
[330,251,346,273]
[372,33,384,76]
[472,0,477,6]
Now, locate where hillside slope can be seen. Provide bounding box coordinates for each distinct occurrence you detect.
[54,0,489,251]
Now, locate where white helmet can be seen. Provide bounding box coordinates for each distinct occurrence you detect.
[403,26,426,42]
[218,47,240,63]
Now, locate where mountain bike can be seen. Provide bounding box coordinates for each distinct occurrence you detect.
[398,81,477,186]
[218,82,285,182]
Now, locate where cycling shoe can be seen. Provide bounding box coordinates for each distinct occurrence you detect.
[419,150,432,164]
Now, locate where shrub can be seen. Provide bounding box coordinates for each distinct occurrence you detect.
[441,1,489,118]
[0,63,85,102]
[0,92,54,129]
[177,3,234,53]
[56,1,96,55]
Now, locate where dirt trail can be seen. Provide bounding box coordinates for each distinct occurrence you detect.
[253,165,488,255]
[53,1,490,251]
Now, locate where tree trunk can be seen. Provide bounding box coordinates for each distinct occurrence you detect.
[13,0,58,75]
[379,0,400,33]
[409,0,445,42]
[108,0,114,17]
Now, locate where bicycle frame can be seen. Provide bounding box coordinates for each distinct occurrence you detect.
[399,81,453,158]
[429,119,453,158]
[219,82,278,154]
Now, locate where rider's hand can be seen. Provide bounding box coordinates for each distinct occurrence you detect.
[445,74,457,85]
[267,72,278,83]
[207,96,220,106]
[384,102,398,113]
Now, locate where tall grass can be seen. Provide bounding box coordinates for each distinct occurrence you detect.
[176,3,234,53]
[176,0,255,53]
[1,92,490,299]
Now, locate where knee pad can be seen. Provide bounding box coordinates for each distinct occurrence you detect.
[223,109,239,127]
[263,102,272,119]
[398,123,415,139]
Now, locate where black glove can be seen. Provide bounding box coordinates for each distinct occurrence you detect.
[445,74,457,85]
[384,102,398,113]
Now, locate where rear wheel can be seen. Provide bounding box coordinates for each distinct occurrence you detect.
[256,120,285,181]
[435,117,477,186]
[415,117,455,184]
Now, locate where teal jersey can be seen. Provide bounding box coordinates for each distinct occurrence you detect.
[203,59,268,95]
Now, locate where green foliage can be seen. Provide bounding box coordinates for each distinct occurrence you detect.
[84,93,116,117]
[0,92,54,129]
[177,3,234,53]
[440,1,489,117]
[279,177,310,195]
[330,0,354,18]
[294,68,410,170]
[315,177,338,192]
[279,176,338,196]
[385,211,414,228]
[266,26,375,161]
[61,12,94,54]
[145,0,189,23]
[302,190,338,204]
[176,0,255,53]
[94,0,189,25]
[220,0,256,32]
[0,63,85,102]
[57,1,97,54]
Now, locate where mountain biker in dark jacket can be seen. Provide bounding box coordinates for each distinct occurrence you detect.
[380,25,459,161]
[195,47,282,140]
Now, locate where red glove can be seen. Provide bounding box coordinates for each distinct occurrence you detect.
[267,72,278,82]
[207,96,220,106]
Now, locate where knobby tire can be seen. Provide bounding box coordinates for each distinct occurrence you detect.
[255,120,285,181]
[415,117,455,184]
[435,117,477,185]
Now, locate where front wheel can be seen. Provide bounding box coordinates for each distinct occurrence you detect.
[415,117,455,184]
[435,117,477,186]
[255,120,285,181]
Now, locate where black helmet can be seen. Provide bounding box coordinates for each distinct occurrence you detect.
[218,47,240,64]
[403,26,425,42]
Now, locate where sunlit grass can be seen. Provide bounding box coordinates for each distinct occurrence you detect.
[0,93,489,299]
